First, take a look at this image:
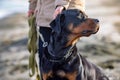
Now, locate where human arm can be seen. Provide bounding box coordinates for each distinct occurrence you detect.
[28,0,37,17]
[53,0,71,19]
[53,0,85,19]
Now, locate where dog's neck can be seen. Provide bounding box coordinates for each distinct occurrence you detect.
[48,32,79,57]
[66,34,80,47]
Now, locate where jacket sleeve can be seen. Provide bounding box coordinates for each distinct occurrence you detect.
[28,0,37,11]
[55,0,85,12]
[55,0,71,9]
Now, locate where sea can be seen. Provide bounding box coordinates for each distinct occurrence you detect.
[0,0,28,19]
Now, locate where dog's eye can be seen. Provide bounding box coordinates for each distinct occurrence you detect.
[82,19,87,22]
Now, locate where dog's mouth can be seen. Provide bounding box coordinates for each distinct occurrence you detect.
[81,30,93,34]
[92,26,99,34]
[81,27,99,36]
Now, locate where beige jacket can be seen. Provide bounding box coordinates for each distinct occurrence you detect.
[29,0,85,27]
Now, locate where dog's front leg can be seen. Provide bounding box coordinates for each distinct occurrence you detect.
[42,71,52,80]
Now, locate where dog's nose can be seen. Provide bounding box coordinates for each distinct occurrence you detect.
[94,19,99,23]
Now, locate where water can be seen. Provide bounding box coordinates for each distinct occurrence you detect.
[0,0,28,19]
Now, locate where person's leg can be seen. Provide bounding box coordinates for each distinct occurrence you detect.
[38,27,52,56]
[38,27,52,65]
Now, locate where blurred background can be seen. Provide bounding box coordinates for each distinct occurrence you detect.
[0,0,120,80]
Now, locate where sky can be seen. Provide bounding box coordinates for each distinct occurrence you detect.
[0,0,28,19]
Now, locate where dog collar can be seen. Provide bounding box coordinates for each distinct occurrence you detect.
[44,44,77,63]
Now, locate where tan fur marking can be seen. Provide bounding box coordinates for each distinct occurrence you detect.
[43,71,52,80]
[66,34,80,47]
[65,71,77,80]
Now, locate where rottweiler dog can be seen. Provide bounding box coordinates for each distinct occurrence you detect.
[40,9,109,80]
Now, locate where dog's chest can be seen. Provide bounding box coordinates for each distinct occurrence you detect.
[41,55,80,73]
[41,56,80,80]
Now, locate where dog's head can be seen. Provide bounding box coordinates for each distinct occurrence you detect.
[50,9,99,46]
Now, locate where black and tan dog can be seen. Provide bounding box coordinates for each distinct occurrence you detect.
[40,9,109,80]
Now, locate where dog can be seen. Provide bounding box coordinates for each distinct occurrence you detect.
[40,9,109,80]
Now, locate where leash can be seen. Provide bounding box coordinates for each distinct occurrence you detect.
[36,27,48,47]
[44,44,76,63]
[27,15,41,80]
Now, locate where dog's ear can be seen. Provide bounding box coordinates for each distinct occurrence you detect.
[50,13,65,34]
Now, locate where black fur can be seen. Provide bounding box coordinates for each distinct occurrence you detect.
[40,9,109,80]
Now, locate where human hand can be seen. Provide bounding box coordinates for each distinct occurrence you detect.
[28,10,34,17]
[53,6,64,19]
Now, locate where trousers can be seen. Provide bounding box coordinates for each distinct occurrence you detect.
[38,27,52,68]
